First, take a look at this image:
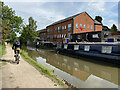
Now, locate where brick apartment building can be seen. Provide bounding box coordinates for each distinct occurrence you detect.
[37,28,47,41]
[46,12,103,44]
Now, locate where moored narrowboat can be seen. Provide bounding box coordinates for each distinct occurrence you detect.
[57,42,120,64]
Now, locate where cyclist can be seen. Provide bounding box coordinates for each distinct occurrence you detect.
[12,40,21,56]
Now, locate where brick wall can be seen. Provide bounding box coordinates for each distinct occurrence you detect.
[73,12,95,34]
[95,25,102,31]
[47,19,73,43]
[46,12,103,43]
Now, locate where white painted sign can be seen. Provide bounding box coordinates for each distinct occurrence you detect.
[102,46,112,54]
[92,34,99,38]
[84,45,90,51]
[74,45,79,50]
[64,44,68,49]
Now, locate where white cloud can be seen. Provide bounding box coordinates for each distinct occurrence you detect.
[107,20,118,28]
[118,23,120,30]
[88,2,105,12]
[4,2,118,30]
[3,0,120,2]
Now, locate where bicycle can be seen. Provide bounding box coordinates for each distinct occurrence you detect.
[14,48,20,64]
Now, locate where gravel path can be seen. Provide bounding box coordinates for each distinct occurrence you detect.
[1,44,62,88]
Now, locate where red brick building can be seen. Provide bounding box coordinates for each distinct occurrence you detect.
[46,12,102,44]
[37,28,47,41]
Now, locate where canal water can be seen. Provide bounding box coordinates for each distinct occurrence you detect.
[24,46,120,88]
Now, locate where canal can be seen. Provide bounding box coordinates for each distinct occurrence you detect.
[23,46,120,88]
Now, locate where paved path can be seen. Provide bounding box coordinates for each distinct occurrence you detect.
[1,44,62,88]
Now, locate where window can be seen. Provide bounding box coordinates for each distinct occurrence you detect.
[84,25,86,29]
[87,25,89,29]
[58,26,61,32]
[76,24,78,28]
[55,28,57,31]
[47,36,50,40]
[68,24,71,31]
[80,24,82,27]
[68,33,71,38]
[59,34,61,38]
[62,26,64,30]
[62,34,64,38]
[65,25,66,29]
[54,35,57,39]
[57,35,59,38]
[48,29,50,34]
[64,34,66,38]
[91,25,93,29]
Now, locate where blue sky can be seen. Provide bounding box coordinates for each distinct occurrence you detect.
[4,1,119,31]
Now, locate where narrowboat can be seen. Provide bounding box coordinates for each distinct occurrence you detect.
[57,42,120,64]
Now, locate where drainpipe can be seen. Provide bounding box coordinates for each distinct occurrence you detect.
[73,18,74,34]
[72,18,74,41]
[94,23,95,32]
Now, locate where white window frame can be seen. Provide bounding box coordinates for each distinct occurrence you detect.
[68,33,71,38]
[65,25,66,29]
[91,25,93,29]
[68,24,71,31]
[48,29,50,34]
[58,26,61,32]
[76,24,78,28]
[84,25,86,29]
[64,34,66,38]
[62,26,64,30]
[80,24,82,27]
[87,25,89,29]
[60,34,61,38]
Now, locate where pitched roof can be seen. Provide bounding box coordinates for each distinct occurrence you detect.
[37,28,46,33]
[47,12,85,27]
[47,11,100,27]
[102,25,110,31]
[94,20,102,25]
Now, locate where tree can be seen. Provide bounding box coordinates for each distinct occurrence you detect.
[9,31,17,42]
[20,17,38,45]
[95,16,103,23]
[111,24,118,34]
[0,1,23,41]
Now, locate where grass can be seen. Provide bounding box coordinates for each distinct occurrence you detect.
[20,49,65,87]
[0,44,6,58]
[0,44,6,68]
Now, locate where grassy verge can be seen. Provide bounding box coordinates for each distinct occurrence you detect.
[20,50,65,87]
[0,44,6,68]
[0,44,6,58]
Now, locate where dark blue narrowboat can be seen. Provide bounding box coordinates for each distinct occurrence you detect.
[57,42,120,64]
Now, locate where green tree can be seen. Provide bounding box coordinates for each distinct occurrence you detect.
[0,1,23,41]
[9,31,17,42]
[111,24,118,34]
[95,16,103,23]
[20,17,38,45]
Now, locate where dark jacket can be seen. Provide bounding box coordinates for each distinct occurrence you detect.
[12,41,20,49]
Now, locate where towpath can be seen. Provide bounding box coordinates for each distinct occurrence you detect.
[1,43,62,88]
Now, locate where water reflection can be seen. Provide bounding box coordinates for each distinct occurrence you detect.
[25,46,119,88]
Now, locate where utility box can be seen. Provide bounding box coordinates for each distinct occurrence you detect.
[107,38,115,42]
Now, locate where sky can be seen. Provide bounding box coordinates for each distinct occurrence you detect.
[3,0,120,31]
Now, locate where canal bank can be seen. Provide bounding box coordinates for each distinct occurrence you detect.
[24,46,120,88]
[27,41,120,65]
[1,44,64,88]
